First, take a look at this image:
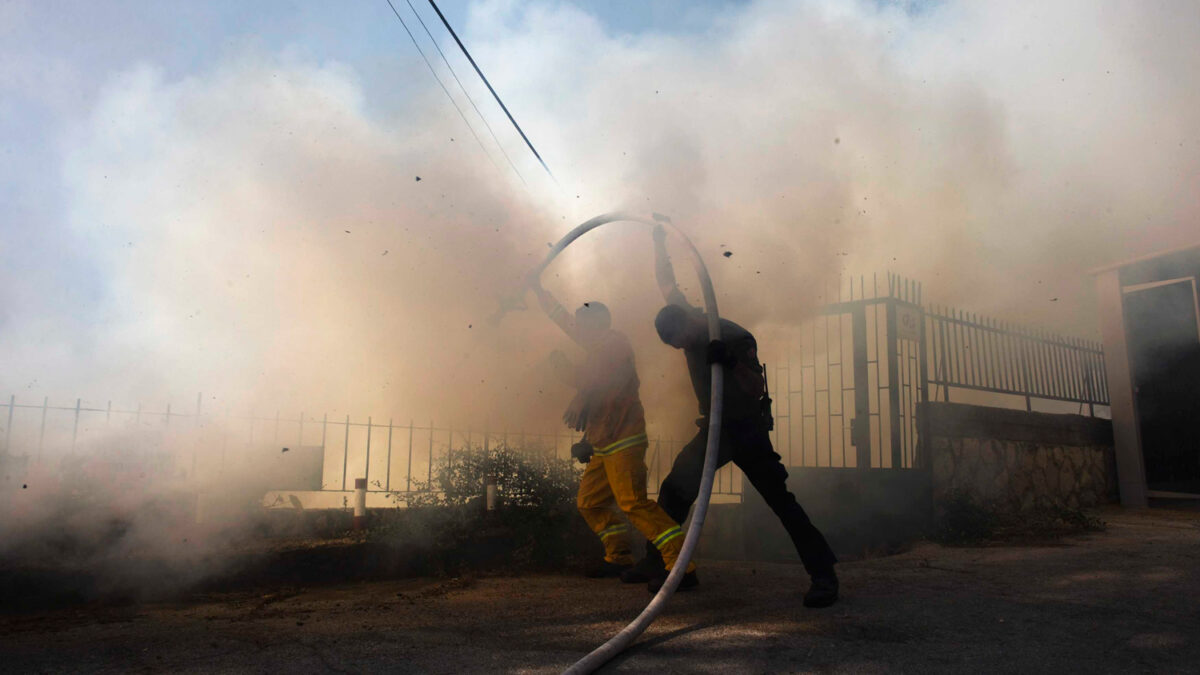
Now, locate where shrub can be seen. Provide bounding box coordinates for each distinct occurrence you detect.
[406,443,582,509]
[371,444,597,575]
[932,490,996,544]
[933,490,1107,545]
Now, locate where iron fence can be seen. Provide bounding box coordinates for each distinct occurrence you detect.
[1,275,1110,497]
[926,306,1109,414]
[770,273,926,470]
[767,273,1109,472]
[0,395,744,499]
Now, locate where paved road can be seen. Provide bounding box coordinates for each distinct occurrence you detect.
[2,507,1198,673]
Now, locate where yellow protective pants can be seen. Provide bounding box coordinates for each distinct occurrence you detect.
[576,435,694,572]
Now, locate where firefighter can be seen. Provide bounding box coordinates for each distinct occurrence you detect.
[528,274,698,591]
[622,225,839,606]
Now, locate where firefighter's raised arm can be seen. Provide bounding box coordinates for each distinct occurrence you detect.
[528,272,583,345]
[652,224,692,309]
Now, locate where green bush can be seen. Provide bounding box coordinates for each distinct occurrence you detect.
[933,490,996,544]
[407,443,582,509]
[934,490,1106,545]
[370,444,597,575]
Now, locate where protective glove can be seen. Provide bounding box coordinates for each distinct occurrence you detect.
[706,339,738,368]
[570,441,594,464]
[563,393,589,431]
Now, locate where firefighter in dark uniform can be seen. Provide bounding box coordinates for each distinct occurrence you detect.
[623,224,839,607]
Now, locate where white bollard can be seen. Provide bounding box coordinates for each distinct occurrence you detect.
[353,478,368,530]
[485,473,497,511]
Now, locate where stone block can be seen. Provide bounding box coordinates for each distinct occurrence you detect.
[932,449,954,483]
[1020,490,1036,512]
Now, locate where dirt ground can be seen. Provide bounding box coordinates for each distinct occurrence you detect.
[2,506,1198,674]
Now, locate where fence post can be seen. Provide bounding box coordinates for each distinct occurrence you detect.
[1019,329,1034,412]
[428,420,434,484]
[885,302,902,469]
[342,414,350,492]
[4,395,13,456]
[917,304,931,469]
[385,418,394,492]
[319,413,327,487]
[850,307,871,468]
[406,420,414,493]
[364,416,372,487]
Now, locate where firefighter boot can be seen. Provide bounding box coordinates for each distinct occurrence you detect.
[585,559,632,578]
[620,542,665,583]
[646,568,699,594]
[803,571,839,608]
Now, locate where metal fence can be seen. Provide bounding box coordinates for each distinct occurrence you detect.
[926,306,1109,414]
[0,395,744,499]
[767,273,1110,472]
[1,274,1110,497]
[770,273,927,470]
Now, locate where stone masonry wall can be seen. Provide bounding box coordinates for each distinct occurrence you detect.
[921,402,1118,513]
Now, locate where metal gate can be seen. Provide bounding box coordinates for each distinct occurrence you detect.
[770,273,928,470]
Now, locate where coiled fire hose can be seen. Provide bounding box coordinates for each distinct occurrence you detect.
[497,212,724,674]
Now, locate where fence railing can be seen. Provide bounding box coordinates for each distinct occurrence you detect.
[926,306,1109,414]
[0,395,744,499]
[1,280,1110,497]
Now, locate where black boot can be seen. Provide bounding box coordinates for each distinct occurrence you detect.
[620,543,665,583]
[803,571,838,608]
[584,560,631,579]
[647,568,699,594]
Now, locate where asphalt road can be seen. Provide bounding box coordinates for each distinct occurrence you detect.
[2,506,1198,674]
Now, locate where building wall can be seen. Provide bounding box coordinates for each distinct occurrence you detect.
[922,402,1118,512]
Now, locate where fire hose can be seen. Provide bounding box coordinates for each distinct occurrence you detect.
[495,212,724,674]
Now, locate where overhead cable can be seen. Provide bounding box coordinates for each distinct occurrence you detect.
[426,0,557,183]
[402,0,526,186]
[383,0,508,180]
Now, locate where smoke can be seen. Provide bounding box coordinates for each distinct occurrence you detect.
[4,0,1198,424]
[1,0,1198,592]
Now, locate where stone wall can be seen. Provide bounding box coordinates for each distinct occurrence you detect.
[921,402,1118,512]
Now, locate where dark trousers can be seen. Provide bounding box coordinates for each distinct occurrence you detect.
[656,417,837,577]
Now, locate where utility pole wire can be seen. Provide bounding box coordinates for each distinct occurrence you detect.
[426,0,557,184]
[402,0,526,186]
[383,0,509,181]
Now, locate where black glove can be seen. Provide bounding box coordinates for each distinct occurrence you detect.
[570,441,594,464]
[706,339,737,368]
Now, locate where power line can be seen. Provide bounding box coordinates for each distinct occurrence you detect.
[402,0,526,186]
[426,0,556,183]
[382,0,511,181]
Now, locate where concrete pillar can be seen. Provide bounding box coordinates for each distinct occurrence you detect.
[485,473,497,511]
[353,478,368,529]
[1095,270,1148,507]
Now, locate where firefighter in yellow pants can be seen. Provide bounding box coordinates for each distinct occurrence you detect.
[576,433,690,573]
[529,274,698,591]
